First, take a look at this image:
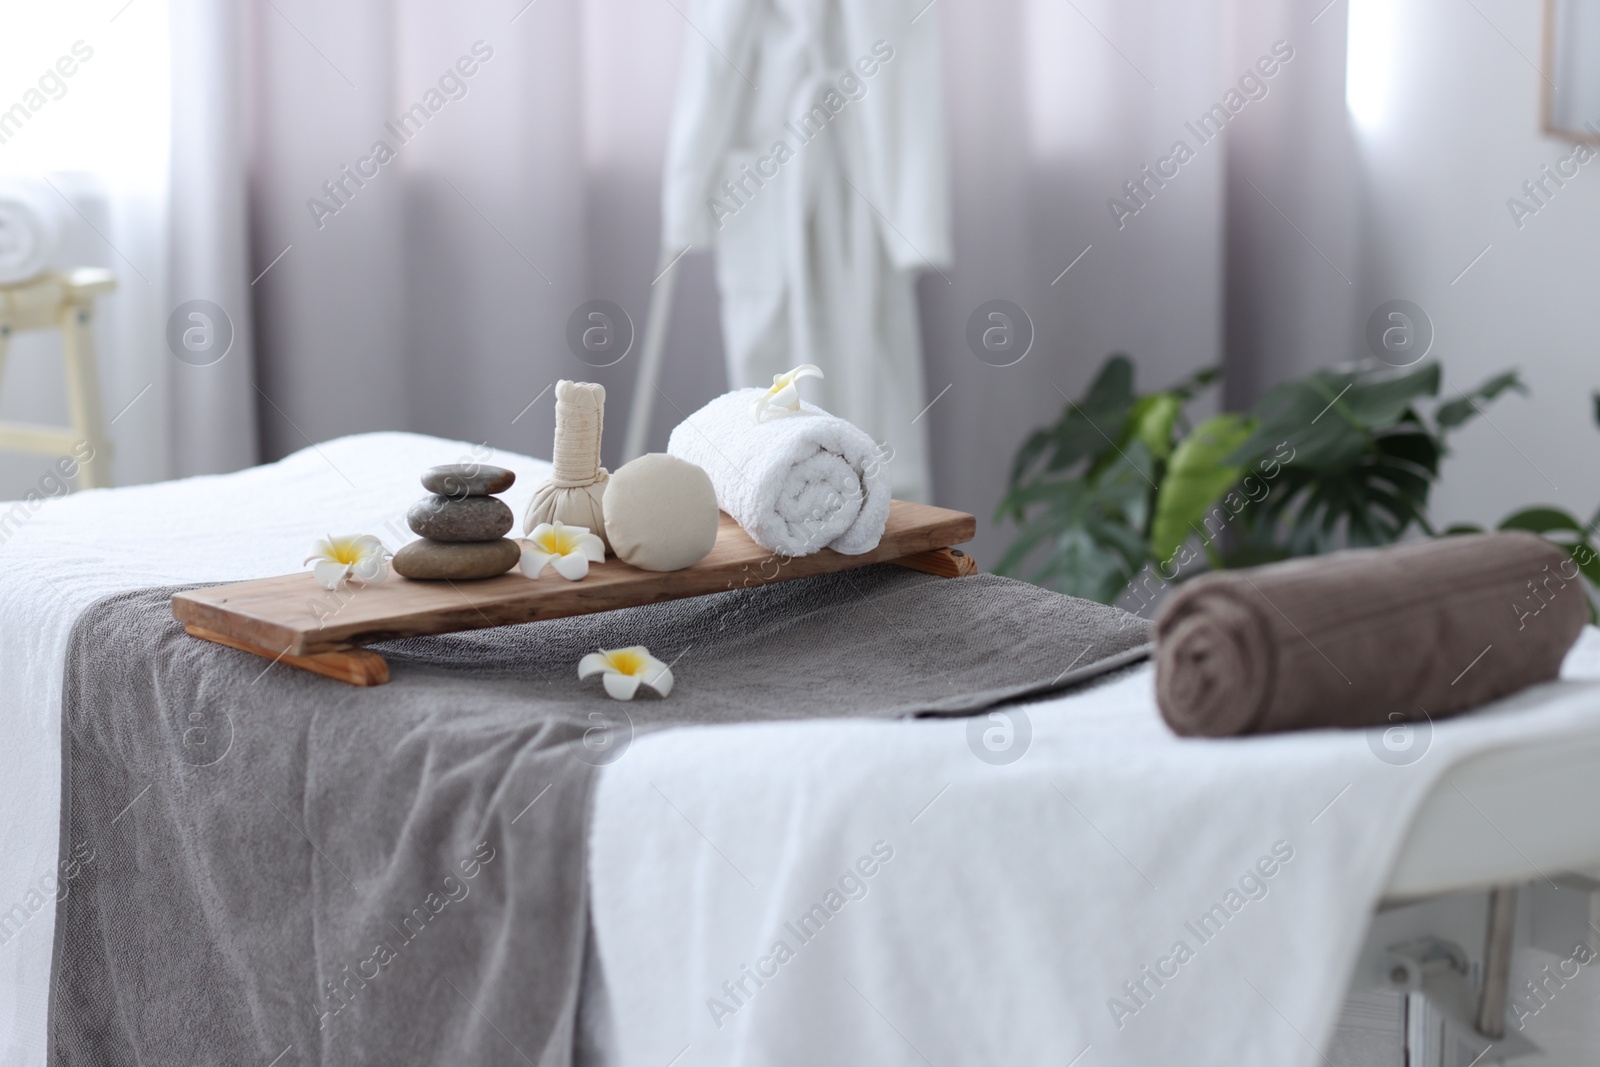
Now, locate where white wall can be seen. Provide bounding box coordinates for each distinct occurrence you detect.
[1350,0,1600,531]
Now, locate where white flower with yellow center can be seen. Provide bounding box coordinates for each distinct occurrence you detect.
[578,646,674,700]
[751,363,824,423]
[521,521,606,580]
[304,534,389,591]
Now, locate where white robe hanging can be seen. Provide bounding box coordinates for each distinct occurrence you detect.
[660,0,952,503]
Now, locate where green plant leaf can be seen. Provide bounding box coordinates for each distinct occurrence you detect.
[992,441,1154,599]
[1083,353,1136,411]
[1373,426,1441,480]
[1341,363,1441,429]
[1150,414,1258,563]
[1435,370,1527,431]
[1229,371,1367,473]
[1006,355,1141,489]
[994,479,1085,520]
[1443,523,1485,535]
[1166,365,1221,401]
[993,510,1069,578]
[1129,393,1182,461]
[1245,439,1436,558]
[1088,512,1149,572]
[1027,527,1134,604]
[1006,428,1054,494]
[1498,507,1585,535]
[1568,543,1600,625]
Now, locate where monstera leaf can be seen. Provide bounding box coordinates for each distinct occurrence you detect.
[997,356,1214,601]
[1229,363,1440,474]
[997,353,1527,607]
[1149,414,1257,564]
[995,443,1156,602]
[1004,354,1136,502]
[1224,365,1520,558]
[1435,370,1528,431]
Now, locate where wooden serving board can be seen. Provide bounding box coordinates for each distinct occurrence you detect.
[172,500,977,685]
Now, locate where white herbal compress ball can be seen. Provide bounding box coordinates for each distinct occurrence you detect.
[602,454,719,571]
[524,380,610,552]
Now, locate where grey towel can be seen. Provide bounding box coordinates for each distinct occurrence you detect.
[51,566,1149,1066]
[1154,532,1588,737]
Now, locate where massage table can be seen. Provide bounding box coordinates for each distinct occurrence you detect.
[3,432,1598,1067]
[1356,727,1600,1065]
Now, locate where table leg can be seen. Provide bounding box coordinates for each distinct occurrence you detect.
[1476,885,1517,1039]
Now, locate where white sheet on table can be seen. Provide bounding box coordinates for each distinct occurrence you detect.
[588,630,1600,1067]
[0,433,549,1067]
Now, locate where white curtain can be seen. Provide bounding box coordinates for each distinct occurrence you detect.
[0,0,1280,564]
[0,0,259,494]
[0,0,177,493]
[1223,0,1360,408]
[927,0,1232,562]
[0,0,1340,566]
[0,0,1254,570]
[169,0,259,475]
[237,0,1239,565]
[246,0,720,484]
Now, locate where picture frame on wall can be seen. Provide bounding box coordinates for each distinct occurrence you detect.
[1544,0,1600,143]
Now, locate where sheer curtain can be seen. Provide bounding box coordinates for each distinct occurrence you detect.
[246,0,722,491]
[0,0,183,494]
[1,0,1321,565]
[168,0,259,476]
[242,0,1238,565]
[928,0,1231,562]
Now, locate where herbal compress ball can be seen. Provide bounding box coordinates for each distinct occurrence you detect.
[602,453,719,572]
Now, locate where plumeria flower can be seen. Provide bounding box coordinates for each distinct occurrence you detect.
[304,534,389,591]
[578,646,674,700]
[521,521,606,580]
[751,363,824,423]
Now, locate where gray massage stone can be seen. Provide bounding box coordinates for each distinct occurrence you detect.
[392,537,521,580]
[421,463,516,498]
[407,494,514,542]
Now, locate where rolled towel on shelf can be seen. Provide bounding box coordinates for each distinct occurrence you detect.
[0,177,65,286]
[666,390,890,556]
[1155,531,1589,738]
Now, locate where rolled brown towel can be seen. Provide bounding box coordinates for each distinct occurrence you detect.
[1155,532,1589,737]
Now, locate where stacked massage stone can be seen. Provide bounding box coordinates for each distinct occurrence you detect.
[392,463,522,580]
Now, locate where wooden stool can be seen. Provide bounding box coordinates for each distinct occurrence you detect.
[0,268,115,488]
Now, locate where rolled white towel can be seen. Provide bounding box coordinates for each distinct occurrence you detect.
[667,390,891,556]
[0,178,65,286]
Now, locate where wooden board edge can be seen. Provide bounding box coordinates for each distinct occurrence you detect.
[173,592,308,655]
[891,547,979,579]
[184,625,390,686]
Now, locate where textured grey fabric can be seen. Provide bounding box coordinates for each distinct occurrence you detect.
[50,566,1149,1066]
